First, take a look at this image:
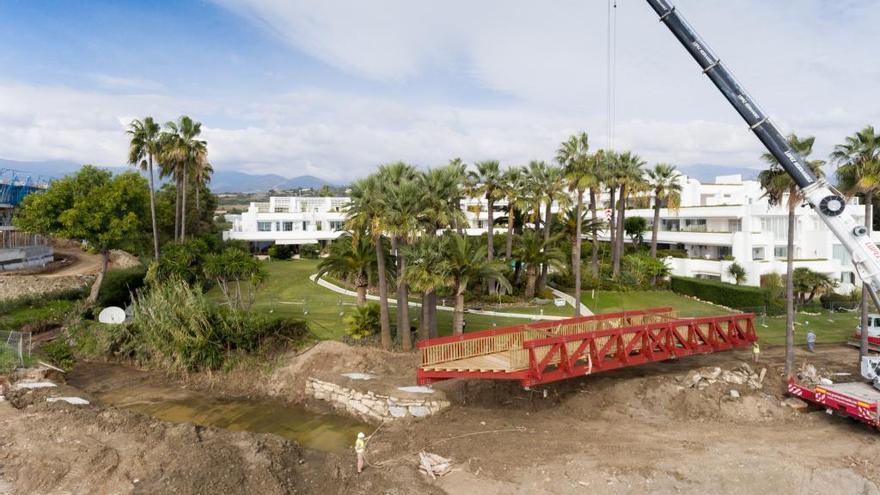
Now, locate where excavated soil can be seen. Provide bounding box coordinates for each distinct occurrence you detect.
[3,343,880,494]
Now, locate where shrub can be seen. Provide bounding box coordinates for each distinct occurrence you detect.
[267,244,293,260]
[820,292,859,310]
[727,262,747,285]
[146,239,211,286]
[0,345,18,374]
[622,254,671,288]
[657,249,688,259]
[670,276,769,309]
[97,265,147,307]
[300,244,320,259]
[40,338,75,370]
[343,303,380,339]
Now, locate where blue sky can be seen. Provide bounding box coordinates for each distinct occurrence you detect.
[0,0,878,181]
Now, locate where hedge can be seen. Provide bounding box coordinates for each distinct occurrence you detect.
[670,276,769,310]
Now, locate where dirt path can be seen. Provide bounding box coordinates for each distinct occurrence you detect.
[3,344,880,493]
[42,248,104,278]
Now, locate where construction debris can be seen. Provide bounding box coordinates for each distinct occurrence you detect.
[418,452,452,479]
[797,363,836,387]
[682,363,767,391]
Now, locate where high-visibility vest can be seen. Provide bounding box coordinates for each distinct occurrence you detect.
[355,438,365,453]
[752,342,760,353]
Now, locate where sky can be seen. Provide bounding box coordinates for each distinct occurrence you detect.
[0,0,878,183]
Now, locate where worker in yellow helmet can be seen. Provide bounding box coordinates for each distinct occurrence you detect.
[751,341,760,364]
[355,432,366,473]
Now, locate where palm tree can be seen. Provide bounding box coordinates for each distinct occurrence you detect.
[317,232,377,305]
[403,236,449,341]
[611,152,646,278]
[500,166,526,260]
[833,125,880,362]
[193,162,214,212]
[557,132,592,315]
[417,165,467,337]
[444,234,512,335]
[646,163,682,258]
[380,162,420,352]
[534,162,568,292]
[162,116,207,241]
[346,175,393,350]
[126,117,162,259]
[514,231,565,299]
[587,150,608,277]
[759,133,825,379]
[468,161,504,262]
[447,158,469,234]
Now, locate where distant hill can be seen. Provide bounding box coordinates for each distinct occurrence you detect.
[677,164,762,183]
[0,158,342,193]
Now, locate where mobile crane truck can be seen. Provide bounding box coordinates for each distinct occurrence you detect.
[645,0,880,427]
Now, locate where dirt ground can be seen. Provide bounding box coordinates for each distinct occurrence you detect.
[0,247,139,300]
[3,343,880,494]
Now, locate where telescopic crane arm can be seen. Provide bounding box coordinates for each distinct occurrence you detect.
[645,0,880,310]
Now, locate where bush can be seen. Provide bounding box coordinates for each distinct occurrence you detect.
[267,244,293,260]
[97,265,147,308]
[146,239,211,286]
[820,292,859,310]
[657,249,688,259]
[344,303,380,339]
[0,345,18,374]
[300,244,320,259]
[670,276,769,309]
[40,338,75,370]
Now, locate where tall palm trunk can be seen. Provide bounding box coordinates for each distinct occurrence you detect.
[538,201,552,291]
[525,265,537,299]
[453,286,465,335]
[573,189,584,316]
[784,202,796,379]
[86,250,111,305]
[505,204,515,259]
[608,187,617,267]
[650,193,661,258]
[393,237,412,352]
[428,292,438,338]
[486,197,495,260]
[613,184,626,277]
[174,174,182,241]
[373,234,392,350]
[419,291,432,341]
[181,165,188,241]
[589,188,599,277]
[147,154,160,259]
[861,195,874,361]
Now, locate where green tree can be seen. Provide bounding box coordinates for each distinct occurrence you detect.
[346,175,393,349]
[791,267,836,305]
[727,262,747,285]
[344,303,381,340]
[203,247,267,310]
[161,115,208,241]
[444,234,512,335]
[558,131,593,315]
[379,162,421,351]
[759,133,824,378]
[403,236,450,341]
[514,231,565,299]
[500,166,526,260]
[832,125,880,362]
[317,232,377,306]
[468,160,504,262]
[127,117,162,259]
[624,216,648,247]
[611,151,646,278]
[646,163,682,258]
[15,166,149,305]
[530,161,568,291]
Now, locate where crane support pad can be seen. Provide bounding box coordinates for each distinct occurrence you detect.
[417,308,756,387]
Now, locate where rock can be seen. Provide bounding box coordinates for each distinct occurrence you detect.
[388,406,408,418]
[685,371,702,387]
[721,371,747,385]
[409,406,430,417]
[758,368,767,382]
[819,378,834,386]
[703,367,722,380]
[784,397,810,411]
[729,390,741,399]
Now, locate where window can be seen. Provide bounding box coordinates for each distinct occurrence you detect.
[273,206,289,213]
[257,222,272,232]
[282,222,294,232]
[752,247,765,260]
[329,221,345,231]
[302,221,309,231]
[774,246,787,258]
[841,272,855,284]
[316,222,323,231]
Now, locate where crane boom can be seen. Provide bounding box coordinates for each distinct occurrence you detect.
[645,0,880,309]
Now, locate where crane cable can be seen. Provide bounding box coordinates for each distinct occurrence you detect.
[606,0,618,151]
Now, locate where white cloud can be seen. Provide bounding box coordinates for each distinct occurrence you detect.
[2,1,879,182]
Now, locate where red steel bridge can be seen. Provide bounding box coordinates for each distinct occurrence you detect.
[417,307,757,387]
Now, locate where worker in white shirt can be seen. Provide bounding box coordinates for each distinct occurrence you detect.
[806,331,816,353]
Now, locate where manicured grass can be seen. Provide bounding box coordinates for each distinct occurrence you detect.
[757,311,859,346]
[207,259,530,340]
[580,289,730,317]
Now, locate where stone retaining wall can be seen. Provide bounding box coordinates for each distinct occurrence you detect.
[305,377,449,422]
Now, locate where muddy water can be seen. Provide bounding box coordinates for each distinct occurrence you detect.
[69,363,369,453]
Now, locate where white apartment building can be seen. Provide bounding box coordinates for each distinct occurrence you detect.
[608,174,879,292]
[224,175,876,293]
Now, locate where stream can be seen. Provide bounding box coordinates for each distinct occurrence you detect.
[67,363,369,453]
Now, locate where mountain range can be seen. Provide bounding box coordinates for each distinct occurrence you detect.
[1,158,764,193]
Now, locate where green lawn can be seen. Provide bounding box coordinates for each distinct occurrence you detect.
[757,311,859,346]
[580,289,730,317]
[207,259,530,340]
[0,299,76,330]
